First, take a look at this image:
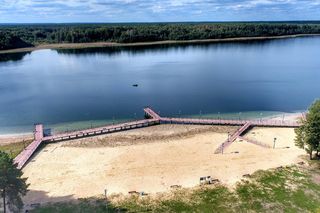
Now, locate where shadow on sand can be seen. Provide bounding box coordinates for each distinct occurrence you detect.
[23,190,128,212]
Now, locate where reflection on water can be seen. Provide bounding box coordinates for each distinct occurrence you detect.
[0,51,31,62]
[0,37,320,133]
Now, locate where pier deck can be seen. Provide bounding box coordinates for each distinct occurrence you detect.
[14,124,44,169]
[43,118,160,142]
[14,107,301,169]
[160,117,299,128]
[214,122,252,154]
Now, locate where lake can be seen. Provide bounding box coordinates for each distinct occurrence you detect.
[0,36,320,134]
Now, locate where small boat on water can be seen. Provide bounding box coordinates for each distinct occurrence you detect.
[132,84,138,87]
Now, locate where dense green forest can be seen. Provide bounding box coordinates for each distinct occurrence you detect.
[1,22,320,50]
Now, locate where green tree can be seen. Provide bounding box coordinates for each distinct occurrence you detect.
[0,151,28,213]
[295,100,320,160]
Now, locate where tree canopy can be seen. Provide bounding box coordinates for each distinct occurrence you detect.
[0,151,28,213]
[295,100,320,160]
[1,22,320,50]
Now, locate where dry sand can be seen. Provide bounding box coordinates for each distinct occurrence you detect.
[22,124,304,205]
[268,112,305,122]
[0,134,33,146]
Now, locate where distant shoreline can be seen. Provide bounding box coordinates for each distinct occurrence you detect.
[1,33,320,54]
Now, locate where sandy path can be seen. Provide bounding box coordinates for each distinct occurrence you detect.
[22,124,304,205]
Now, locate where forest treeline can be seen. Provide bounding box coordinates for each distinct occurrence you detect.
[1,22,320,50]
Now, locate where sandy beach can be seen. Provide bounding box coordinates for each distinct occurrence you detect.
[0,134,33,146]
[22,124,304,205]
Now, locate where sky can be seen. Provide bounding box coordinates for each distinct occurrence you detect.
[0,0,320,23]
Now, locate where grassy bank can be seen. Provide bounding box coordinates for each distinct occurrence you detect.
[32,159,320,212]
[0,140,33,158]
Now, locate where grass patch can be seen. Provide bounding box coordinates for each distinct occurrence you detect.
[31,161,320,213]
[0,140,33,158]
[31,198,125,213]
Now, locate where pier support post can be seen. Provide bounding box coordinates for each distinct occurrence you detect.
[34,124,44,141]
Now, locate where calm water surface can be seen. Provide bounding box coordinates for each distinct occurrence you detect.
[0,37,320,133]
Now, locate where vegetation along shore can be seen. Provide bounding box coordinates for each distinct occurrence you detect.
[1,22,320,53]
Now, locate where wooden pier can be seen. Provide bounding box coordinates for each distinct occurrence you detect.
[214,122,252,154]
[160,117,299,128]
[43,118,160,143]
[13,107,301,169]
[14,124,44,169]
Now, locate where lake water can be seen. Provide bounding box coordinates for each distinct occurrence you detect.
[0,36,320,134]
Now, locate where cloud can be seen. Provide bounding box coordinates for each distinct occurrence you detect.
[0,0,319,22]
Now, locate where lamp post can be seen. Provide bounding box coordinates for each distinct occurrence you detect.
[273,137,277,149]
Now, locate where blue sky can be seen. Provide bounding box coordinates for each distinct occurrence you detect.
[0,0,320,23]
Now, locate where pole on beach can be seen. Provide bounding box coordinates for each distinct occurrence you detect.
[221,143,224,154]
[273,137,277,149]
[104,189,108,212]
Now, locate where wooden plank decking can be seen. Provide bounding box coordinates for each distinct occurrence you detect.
[14,124,44,169]
[43,118,160,142]
[214,122,252,154]
[160,117,299,128]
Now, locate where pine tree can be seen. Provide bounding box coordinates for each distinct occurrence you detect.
[0,151,29,213]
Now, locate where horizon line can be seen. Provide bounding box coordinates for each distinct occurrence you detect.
[1,20,320,25]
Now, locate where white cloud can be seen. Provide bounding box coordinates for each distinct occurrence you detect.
[0,0,319,22]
